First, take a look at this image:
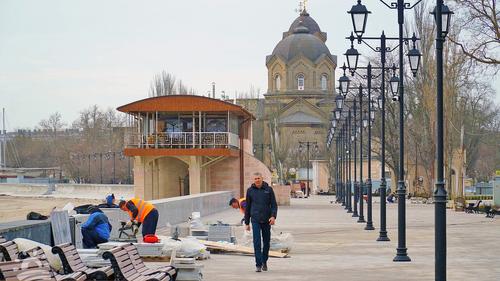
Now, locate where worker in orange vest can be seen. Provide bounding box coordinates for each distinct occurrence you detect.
[229,197,247,224]
[119,198,159,237]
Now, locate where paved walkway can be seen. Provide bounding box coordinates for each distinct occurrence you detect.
[194,196,499,281]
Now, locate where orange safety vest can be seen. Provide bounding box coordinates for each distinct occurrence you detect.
[238,198,247,214]
[126,198,155,223]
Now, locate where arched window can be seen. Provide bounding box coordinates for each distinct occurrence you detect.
[275,75,281,91]
[321,74,328,91]
[297,74,305,91]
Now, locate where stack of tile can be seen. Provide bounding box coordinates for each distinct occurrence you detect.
[98,242,165,257]
[190,229,208,240]
[77,249,110,268]
[207,224,232,242]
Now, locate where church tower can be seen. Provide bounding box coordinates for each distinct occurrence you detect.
[265,9,337,95]
[236,7,336,191]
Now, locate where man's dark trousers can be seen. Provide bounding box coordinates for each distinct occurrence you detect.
[251,222,271,267]
[142,208,159,236]
[82,228,108,249]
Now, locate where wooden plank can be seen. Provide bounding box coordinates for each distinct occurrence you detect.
[200,240,288,258]
[51,211,72,245]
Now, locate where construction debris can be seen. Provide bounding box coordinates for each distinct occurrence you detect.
[240,228,294,253]
[200,240,289,258]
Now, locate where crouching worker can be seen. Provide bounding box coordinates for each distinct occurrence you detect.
[229,197,247,224]
[81,206,112,249]
[119,198,159,237]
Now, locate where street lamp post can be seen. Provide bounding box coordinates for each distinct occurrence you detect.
[342,124,348,210]
[299,141,318,198]
[87,154,91,183]
[351,103,359,218]
[253,143,272,168]
[347,109,353,213]
[94,153,103,184]
[357,85,366,223]
[365,64,375,231]
[433,1,453,280]
[348,0,423,261]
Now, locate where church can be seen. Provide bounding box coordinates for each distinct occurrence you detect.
[236,8,337,192]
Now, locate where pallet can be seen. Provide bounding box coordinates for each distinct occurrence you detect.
[200,240,288,258]
[141,256,171,262]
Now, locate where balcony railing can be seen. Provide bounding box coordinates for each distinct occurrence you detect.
[125,132,240,149]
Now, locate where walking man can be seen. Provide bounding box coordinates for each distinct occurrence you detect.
[244,172,278,272]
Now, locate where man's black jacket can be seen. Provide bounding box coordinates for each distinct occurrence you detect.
[244,181,278,225]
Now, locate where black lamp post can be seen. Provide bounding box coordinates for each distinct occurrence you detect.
[87,154,91,183]
[346,109,353,213]
[433,1,453,280]
[348,0,423,261]
[253,143,272,167]
[356,85,366,223]
[299,141,318,198]
[343,123,349,211]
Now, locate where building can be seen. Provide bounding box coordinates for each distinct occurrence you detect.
[117,95,271,200]
[236,9,337,192]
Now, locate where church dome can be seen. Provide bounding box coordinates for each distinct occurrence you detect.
[271,25,332,63]
[288,11,322,35]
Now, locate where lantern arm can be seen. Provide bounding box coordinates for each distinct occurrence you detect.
[379,0,423,10]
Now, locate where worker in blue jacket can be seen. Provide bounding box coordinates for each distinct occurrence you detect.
[81,206,112,248]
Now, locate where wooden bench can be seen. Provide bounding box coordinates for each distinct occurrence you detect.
[121,244,176,280]
[102,247,171,281]
[0,257,55,281]
[22,246,87,281]
[52,243,113,281]
[0,237,19,262]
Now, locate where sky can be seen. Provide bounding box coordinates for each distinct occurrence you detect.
[0,0,499,130]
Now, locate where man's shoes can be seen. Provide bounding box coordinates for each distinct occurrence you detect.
[262,263,268,271]
[256,266,262,272]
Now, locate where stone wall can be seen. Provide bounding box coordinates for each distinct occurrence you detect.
[0,191,234,246]
[0,183,134,199]
[209,152,272,198]
[273,185,291,206]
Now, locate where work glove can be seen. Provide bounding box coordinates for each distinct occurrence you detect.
[125,220,133,228]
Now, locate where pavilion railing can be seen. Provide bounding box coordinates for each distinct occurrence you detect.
[125,132,240,149]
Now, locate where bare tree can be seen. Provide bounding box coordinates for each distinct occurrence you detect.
[39,112,66,138]
[149,71,176,96]
[450,0,499,65]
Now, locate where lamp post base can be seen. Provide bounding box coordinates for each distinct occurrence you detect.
[364,224,375,230]
[357,217,366,223]
[347,210,353,213]
[377,230,390,241]
[352,213,359,217]
[377,236,391,242]
[393,249,411,262]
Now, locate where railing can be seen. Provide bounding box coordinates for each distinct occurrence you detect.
[125,132,240,149]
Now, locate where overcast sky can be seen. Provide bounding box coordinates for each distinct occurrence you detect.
[1,0,498,130]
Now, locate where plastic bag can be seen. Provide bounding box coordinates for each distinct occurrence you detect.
[178,237,207,258]
[270,228,293,252]
[239,228,294,252]
[62,203,77,216]
[13,238,62,271]
[189,212,204,229]
[160,236,182,257]
[239,230,253,247]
